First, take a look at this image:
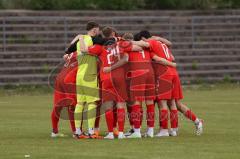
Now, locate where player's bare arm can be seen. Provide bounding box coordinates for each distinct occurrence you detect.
[132,40,150,48]
[151,36,172,47]
[70,34,81,44]
[103,54,129,73]
[78,35,88,53]
[152,55,177,67]
[131,45,143,51]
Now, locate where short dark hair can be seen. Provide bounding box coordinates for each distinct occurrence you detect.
[102,26,113,38]
[138,30,152,39]
[134,33,141,41]
[86,21,99,31]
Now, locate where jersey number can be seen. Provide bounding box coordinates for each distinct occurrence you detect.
[161,44,170,59]
[107,46,120,64]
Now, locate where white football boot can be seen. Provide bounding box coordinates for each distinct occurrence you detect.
[155,129,170,137]
[169,128,178,137]
[51,132,66,138]
[195,119,203,136]
[104,133,114,140]
[127,132,142,138]
[118,132,126,139]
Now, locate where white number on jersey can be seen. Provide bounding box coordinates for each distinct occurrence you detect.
[107,45,120,64]
[161,43,170,59]
[140,50,145,59]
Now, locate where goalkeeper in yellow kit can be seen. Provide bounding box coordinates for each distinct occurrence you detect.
[65,22,101,139]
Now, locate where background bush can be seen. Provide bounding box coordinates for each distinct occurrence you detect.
[0,0,239,10]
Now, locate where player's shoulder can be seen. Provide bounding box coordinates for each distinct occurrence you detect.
[118,40,132,50]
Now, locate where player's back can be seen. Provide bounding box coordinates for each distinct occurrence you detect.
[148,39,176,76]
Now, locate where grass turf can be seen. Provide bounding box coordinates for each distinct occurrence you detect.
[0,84,240,159]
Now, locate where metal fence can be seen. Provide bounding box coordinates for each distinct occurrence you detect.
[0,15,240,85]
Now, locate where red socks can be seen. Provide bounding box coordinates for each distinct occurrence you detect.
[113,107,117,128]
[131,105,142,129]
[105,109,114,132]
[51,107,62,134]
[117,108,125,132]
[170,110,178,129]
[160,109,168,129]
[147,104,155,127]
[185,110,197,122]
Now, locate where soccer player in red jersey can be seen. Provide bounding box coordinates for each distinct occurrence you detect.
[78,27,142,139]
[119,33,155,138]
[139,30,203,136]
[51,52,78,138]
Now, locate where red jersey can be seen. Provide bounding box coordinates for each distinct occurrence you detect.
[148,39,176,76]
[88,41,131,81]
[128,49,152,62]
[127,48,153,76]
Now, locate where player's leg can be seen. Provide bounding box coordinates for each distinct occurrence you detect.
[124,102,135,137]
[145,100,155,138]
[86,101,97,137]
[74,102,87,138]
[127,101,142,138]
[176,100,203,135]
[173,74,203,135]
[51,106,64,137]
[94,101,101,135]
[169,99,178,136]
[113,105,119,137]
[145,73,156,138]
[103,101,115,139]
[116,102,126,139]
[83,74,100,138]
[127,73,146,138]
[156,100,169,137]
[51,86,67,138]
[67,105,76,135]
[155,74,174,137]
[101,79,117,139]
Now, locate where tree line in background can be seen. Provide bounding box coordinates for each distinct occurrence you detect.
[0,0,240,10]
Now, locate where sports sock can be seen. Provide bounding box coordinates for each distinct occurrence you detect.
[131,105,142,129]
[185,109,197,122]
[113,107,117,128]
[170,110,178,129]
[74,103,84,129]
[160,109,168,129]
[117,108,125,132]
[87,103,97,131]
[147,104,155,127]
[105,109,114,132]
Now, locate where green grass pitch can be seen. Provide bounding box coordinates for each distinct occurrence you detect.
[0,84,240,159]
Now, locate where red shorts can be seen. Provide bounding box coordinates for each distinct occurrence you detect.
[129,69,155,102]
[101,77,128,103]
[54,65,77,107]
[155,73,183,100]
[172,74,183,100]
